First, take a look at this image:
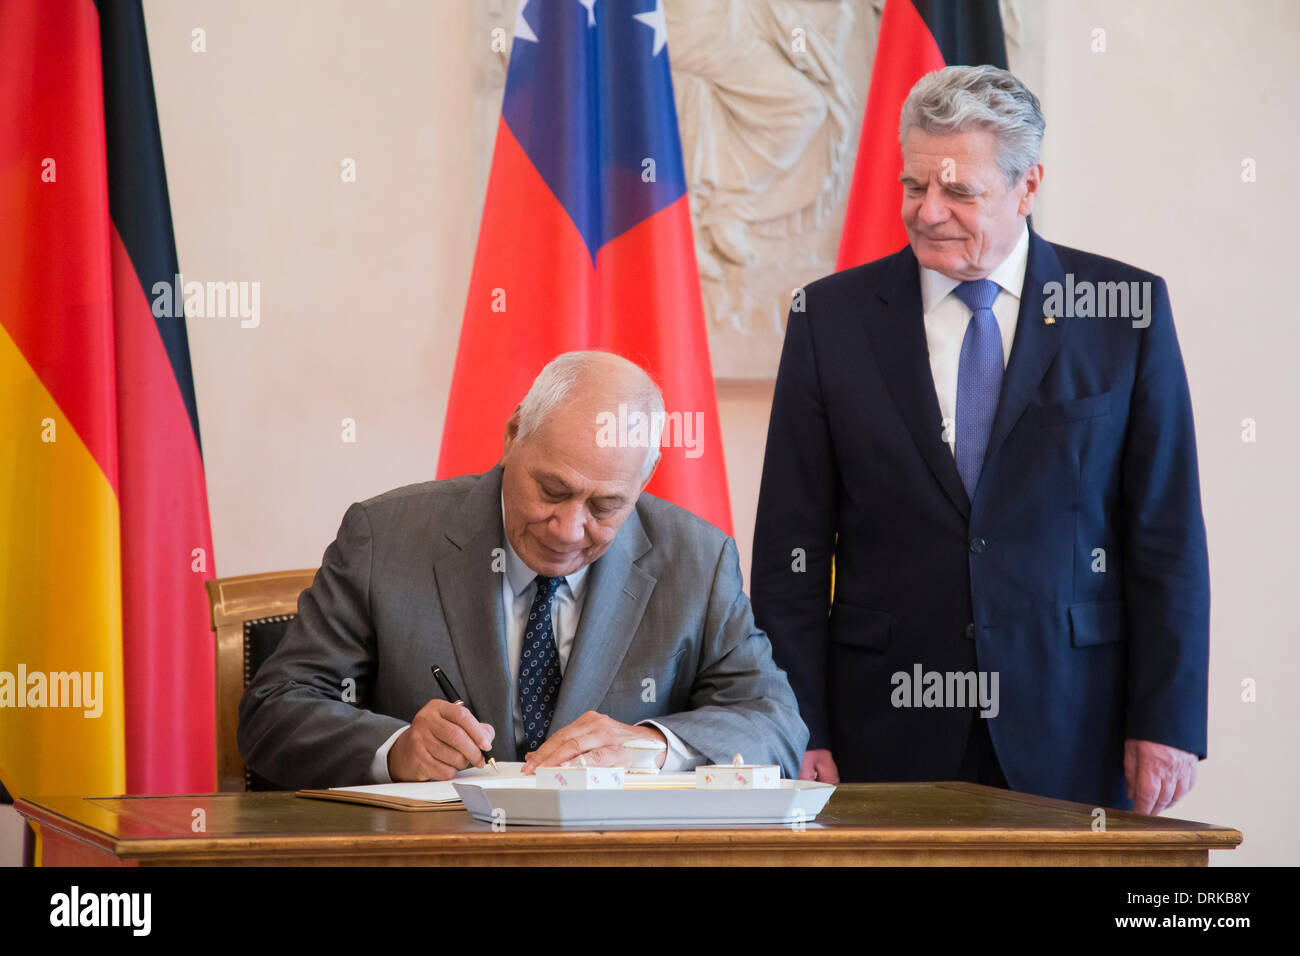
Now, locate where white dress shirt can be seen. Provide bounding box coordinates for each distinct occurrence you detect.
[369,498,703,781]
[919,223,1029,455]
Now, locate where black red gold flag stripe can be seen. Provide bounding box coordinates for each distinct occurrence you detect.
[837,0,1008,269]
[0,0,215,806]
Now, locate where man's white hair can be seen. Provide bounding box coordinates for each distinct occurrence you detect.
[515,351,665,481]
[899,65,1045,187]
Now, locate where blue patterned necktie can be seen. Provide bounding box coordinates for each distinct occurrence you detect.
[953,278,1004,499]
[518,575,564,757]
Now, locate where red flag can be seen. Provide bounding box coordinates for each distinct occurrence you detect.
[438,0,731,534]
[837,0,1007,270]
[0,0,215,800]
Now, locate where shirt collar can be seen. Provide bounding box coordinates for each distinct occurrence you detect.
[918,222,1030,315]
[500,494,592,600]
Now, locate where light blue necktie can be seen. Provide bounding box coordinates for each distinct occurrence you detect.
[953,278,1003,498]
[518,575,564,757]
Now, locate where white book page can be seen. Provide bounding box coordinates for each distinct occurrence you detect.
[330,761,529,803]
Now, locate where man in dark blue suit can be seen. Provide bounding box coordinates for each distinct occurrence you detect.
[751,65,1209,813]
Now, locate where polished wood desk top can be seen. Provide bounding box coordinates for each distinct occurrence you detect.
[17,782,1242,866]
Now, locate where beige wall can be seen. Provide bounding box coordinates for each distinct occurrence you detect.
[1035,0,1300,866]
[7,0,1288,867]
[146,0,478,575]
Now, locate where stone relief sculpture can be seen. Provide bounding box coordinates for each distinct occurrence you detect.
[669,1,865,365]
[473,0,1036,380]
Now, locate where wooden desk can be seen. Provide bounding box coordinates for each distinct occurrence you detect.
[17,782,1241,866]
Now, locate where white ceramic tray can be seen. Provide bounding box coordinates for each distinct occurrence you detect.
[451,776,836,826]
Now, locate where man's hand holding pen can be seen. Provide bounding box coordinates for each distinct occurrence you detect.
[387,698,495,782]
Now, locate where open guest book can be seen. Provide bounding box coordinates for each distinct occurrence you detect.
[295,763,703,812]
[296,762,532,811]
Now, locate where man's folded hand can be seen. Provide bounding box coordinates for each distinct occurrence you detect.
[521,711,667,773]
[799,748,840,782]
[1124,738,1197,815]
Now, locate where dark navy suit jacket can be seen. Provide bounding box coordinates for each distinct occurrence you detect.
[750,231,1210,808]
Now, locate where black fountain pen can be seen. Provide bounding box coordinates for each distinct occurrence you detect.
[430,665,500,773]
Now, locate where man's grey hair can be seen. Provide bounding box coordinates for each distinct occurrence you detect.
[899,65,1045,187]
[515,351,665,481]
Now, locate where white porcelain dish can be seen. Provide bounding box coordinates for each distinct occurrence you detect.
[451,778,836,826]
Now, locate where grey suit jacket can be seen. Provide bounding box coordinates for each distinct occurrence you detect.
[238,465,808,788]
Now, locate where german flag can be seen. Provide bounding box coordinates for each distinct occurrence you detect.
[0,0,215,809]
[837,0,1008,269]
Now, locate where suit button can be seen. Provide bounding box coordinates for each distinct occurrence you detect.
[970,537,987,553]
[965,623,976,640]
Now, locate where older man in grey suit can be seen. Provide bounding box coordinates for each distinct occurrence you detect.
[239,351,807,788]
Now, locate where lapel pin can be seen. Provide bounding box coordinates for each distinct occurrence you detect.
[1043,316,1056,325]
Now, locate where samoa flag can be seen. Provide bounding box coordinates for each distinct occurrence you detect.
[438,0,732,534]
